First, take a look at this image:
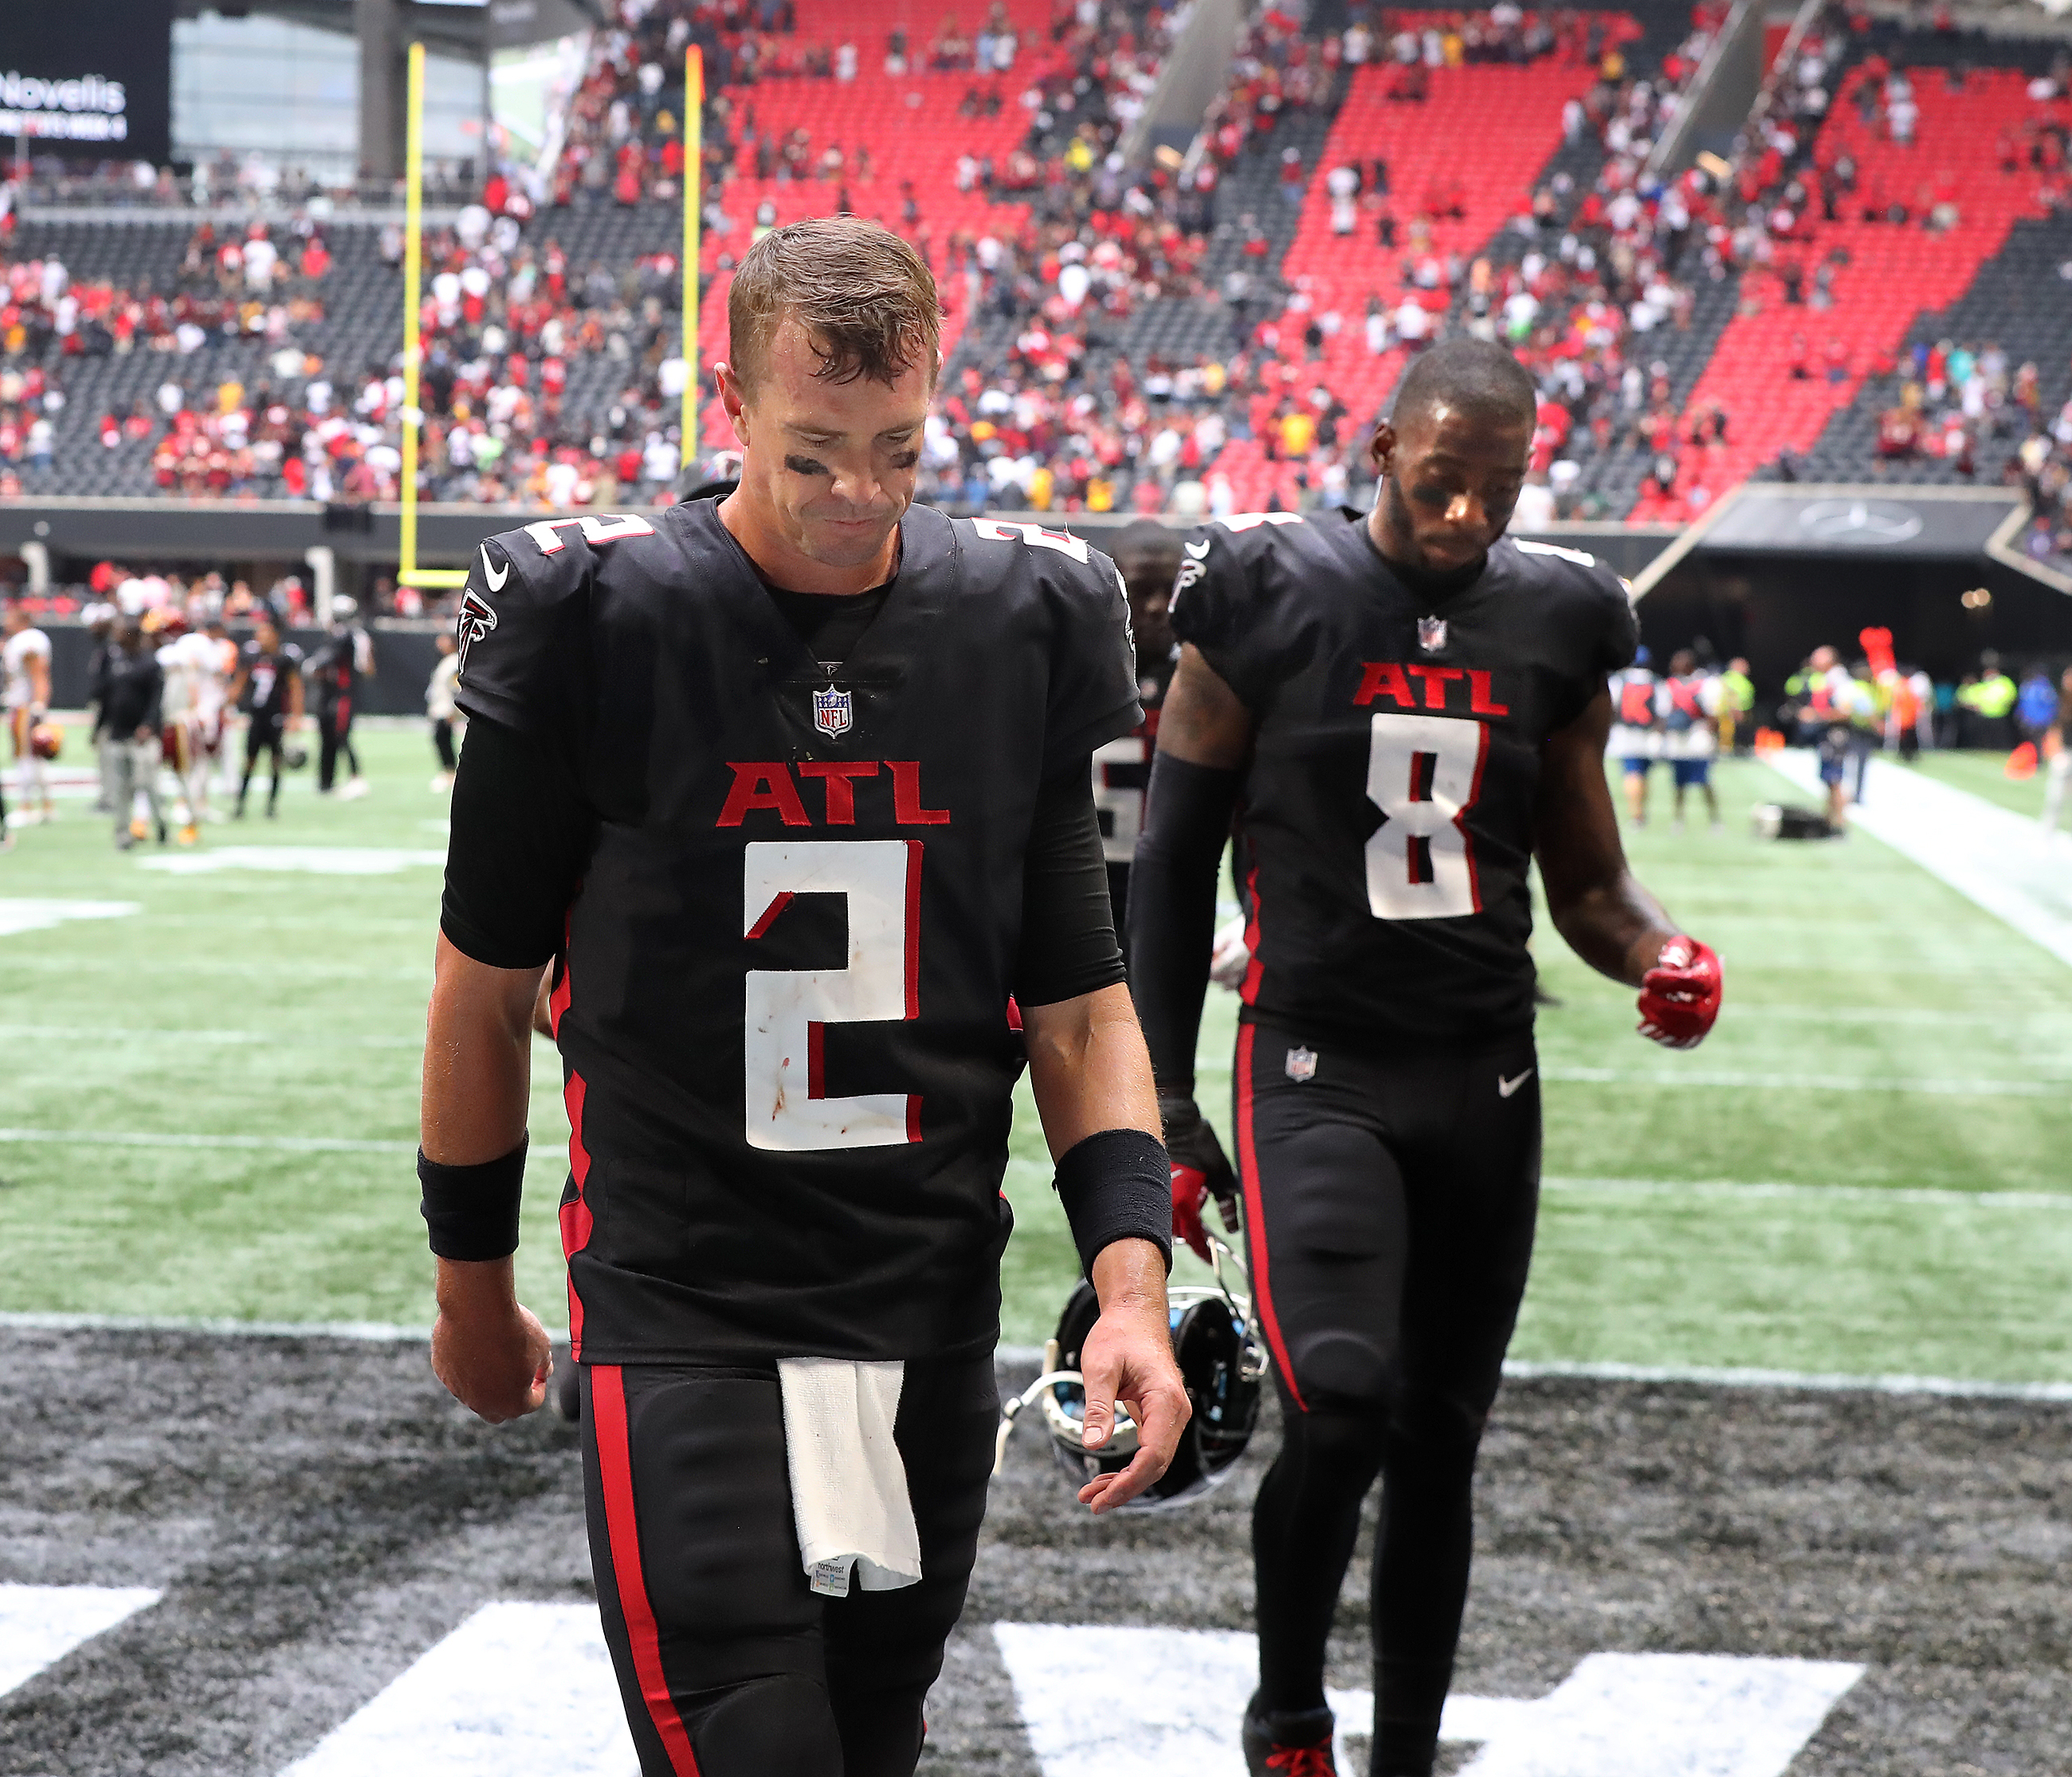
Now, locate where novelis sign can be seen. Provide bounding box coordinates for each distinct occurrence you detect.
[0,71,135,143]
[0,2,172,159]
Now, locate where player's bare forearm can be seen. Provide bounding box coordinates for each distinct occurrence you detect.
[432,1255,551,1422]
[1077,1236,1190,1514]
[422,934,554,1421]
[1158,643,1254,767]
[1022,983,1160,1156]
[422,932,544,1163]
[1535,688,1681,985]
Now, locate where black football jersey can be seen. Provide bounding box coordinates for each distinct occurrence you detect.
[452,502,1139,1365]
[1171,509,1637,1047]
[305,630,361,702]
[241,642,303,719]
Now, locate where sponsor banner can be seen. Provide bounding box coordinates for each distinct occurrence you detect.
[1697,486,2025,559]
[0,2,171,160]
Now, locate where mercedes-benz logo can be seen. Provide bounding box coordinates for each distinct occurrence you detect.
[1795,499,1924,545]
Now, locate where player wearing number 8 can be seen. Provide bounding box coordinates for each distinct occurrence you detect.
[1128,337,1723,1776]
[418,217,1191,1776]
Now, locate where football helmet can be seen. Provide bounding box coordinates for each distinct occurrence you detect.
[282,741,310,770]
[29,720,61,761]
[995,1227,1265,1512]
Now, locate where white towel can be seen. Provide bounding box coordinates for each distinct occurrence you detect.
[776,1357,922,1599]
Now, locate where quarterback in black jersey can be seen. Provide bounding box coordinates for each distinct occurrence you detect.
[1128,339,1723,1777]
[421,220,1188,1777]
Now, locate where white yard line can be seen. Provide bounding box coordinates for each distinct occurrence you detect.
[1538,1065,2069,1096]
[0,1024,423,1048]
[1543,1175,2072,1210]
[0,1583,163,1700]
[3,1313,2066,1400]
[0,1128,414,1154]
[278,1602,638,1777]
[1763,749,2072,968]
[1500,1358,2072,1404]
[992,1623,1862,1776]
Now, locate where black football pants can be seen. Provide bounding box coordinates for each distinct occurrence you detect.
[1234,1019,1540,1776]
[579,1350,998,1777]
[317,697,359,790]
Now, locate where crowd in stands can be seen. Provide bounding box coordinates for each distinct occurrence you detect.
[9,0,2072,547]
[1645,6,2072,520]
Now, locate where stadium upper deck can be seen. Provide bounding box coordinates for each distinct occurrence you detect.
[0,0,2068,562]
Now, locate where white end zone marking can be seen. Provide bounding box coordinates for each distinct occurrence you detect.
[0,900,139,938]
[0,1583,161,1697]
[991,1624,1861,1777]
[138,847,445,876]
[280,1601,638,1777]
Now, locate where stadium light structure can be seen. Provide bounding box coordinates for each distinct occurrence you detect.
[683,45,703,453]
[398,39,469,592]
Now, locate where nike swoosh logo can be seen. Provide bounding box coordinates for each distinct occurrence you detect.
[1183,539,1211,560]
[480,544,510,592]
[1497,1068,1535,1098]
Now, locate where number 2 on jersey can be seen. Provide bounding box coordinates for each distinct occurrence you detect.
[1363,713,1487,920]
[744,840,921,1151]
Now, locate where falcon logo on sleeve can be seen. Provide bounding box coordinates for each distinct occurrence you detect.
[455,586,499,674]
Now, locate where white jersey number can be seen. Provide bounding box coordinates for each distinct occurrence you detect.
[744,840,920,1151]
[1363,713,1487,920]
[1090,734,1148,865]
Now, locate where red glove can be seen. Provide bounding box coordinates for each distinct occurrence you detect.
[1171,1163,1214,1266]
[1160,1092,1238,1265]
[1638,935,1722,1049]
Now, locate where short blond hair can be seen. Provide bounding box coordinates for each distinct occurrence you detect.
[728,217,941,394]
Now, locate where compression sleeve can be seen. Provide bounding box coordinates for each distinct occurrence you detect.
[1124,751,1241,1095]
[440,715,596,970]
[1014,763,1126,1008]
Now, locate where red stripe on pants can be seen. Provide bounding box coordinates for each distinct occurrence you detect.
[589,1364,702,1777]
[1235,1023,1306,1412]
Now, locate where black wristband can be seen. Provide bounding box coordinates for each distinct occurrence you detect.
[1053,1127,1174,1279]
[418,1138,528,1261]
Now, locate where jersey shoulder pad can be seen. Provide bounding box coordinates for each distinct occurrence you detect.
[1509,538,1639,687]
[1168,512,1309,657]
[452,516,649,739]
[953,515,1140,767]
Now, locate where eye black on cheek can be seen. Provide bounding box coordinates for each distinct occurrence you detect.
[785,456,829,476]
[889,452,920,469]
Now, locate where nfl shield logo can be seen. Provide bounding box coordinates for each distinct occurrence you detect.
[813,685,853,739]
[1285,1045,1318,1083]
[1417,616,1447,653]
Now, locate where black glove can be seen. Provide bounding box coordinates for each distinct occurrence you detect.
[1159,1090,1239,1263]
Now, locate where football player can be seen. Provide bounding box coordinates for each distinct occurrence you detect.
[230,616,304,819]
[304,597,372,798]
[2,602,54,826]
[422,218,1190,1777]
[1128,338,1724,1777]
[1092,520,1183,957]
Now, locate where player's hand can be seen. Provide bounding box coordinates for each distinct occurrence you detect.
[1159,1091,1238,1263]
[431,1265,551,1423]
[1638,934,1722,1049]
[1076,1240,1191,1515]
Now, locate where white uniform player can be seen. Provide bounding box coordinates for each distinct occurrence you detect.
[2,606,54,823]
[159,624,238,834]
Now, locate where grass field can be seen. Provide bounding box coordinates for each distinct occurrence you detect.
[4,733,2069,1383]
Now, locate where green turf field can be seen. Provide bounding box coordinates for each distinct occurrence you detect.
[3,736,2068,1382]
